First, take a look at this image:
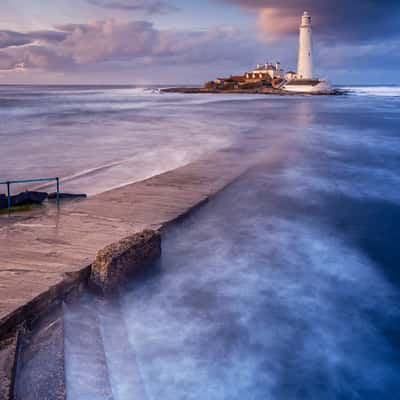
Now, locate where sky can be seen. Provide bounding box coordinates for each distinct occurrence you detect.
[0,0,400,85]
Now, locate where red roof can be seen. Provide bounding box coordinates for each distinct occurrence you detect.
[229,75,246,82]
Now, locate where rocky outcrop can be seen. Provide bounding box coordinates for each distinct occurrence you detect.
[90,230,161,294]
[0,195,7,210]
[0,192,87,210]
[161,86,344,96]
[0,191,48,210]
[48,193,87,200]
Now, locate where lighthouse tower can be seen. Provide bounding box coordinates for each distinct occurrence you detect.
[297,11,313,79]
[283,11,332,92]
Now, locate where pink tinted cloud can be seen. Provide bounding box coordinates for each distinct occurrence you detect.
[58,20,158,64]
[87,0,178,14]
[256,8,299,41]
[0,19,257,72]
[221,0,400,42]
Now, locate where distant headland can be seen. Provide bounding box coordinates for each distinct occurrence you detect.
[163,12,341,96]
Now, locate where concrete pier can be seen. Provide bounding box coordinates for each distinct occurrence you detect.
[0,149,259,338]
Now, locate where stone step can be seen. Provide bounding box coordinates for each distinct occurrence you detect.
[13,308,66,400]
[63,296,114,400]
[97,298,148,400]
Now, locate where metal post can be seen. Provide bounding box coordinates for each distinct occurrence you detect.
[56,177,60,203]
[7,182,11,210]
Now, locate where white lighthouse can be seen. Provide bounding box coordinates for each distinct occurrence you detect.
[283,11,332,93]
[297,11,313,79]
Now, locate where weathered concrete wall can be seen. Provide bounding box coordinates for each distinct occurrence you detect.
[90,230,161,294]
[0,267,90,341]
[0,332,18,400]
[14,312,66,400]
[0,230,161,399]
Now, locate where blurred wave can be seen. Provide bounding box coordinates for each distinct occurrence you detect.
[1,85,400,197]
[343,85,400,97]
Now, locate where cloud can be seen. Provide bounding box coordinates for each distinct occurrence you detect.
[2,4,398,84]
[56,20,159,64]
[87,0,178,14]
[0,31,31,49]
[0,29,66,49]
[0,52,17,70]
[221,0,400,43]
[0,19,257,73]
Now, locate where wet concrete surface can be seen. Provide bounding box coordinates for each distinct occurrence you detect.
[0,147,276,338]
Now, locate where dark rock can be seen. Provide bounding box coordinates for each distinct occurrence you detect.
[90,229,162,294]
[0,191,48,209]
[0,195,7,210]
[15,191,48,206]
[48,193,87,200]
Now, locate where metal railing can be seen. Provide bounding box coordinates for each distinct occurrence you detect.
[0,177,60,209]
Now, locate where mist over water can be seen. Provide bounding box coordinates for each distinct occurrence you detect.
[0,86,242,194]
[3,85,400,398]
[2,85,399,195]
[112,102,400,398]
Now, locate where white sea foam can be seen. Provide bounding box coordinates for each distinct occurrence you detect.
[344,86,400,97]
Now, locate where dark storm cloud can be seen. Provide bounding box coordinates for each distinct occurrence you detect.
[0,31,31,48]
[222,0,400,42]
[0,29,67,49]
[30,30,69,43]
[87,0,178,14]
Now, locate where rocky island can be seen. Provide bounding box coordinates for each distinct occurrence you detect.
[162,78,341,96]
[163,12,341,96]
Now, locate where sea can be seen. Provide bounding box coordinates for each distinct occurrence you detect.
[2,85,400,399]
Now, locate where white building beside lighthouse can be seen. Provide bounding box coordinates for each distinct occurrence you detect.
[283,11,332,93]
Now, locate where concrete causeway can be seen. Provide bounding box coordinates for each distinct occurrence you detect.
[0,149,260,337]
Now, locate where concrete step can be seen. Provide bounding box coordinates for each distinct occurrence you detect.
[13,308,66,400]
[7,293,148,400]
[97,298,148,400]
[63,296,114,400]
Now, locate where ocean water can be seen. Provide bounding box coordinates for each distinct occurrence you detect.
[3,85,400,398]
[1,85,398,195]
[113,86,400,399]
[0,85,241,194]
